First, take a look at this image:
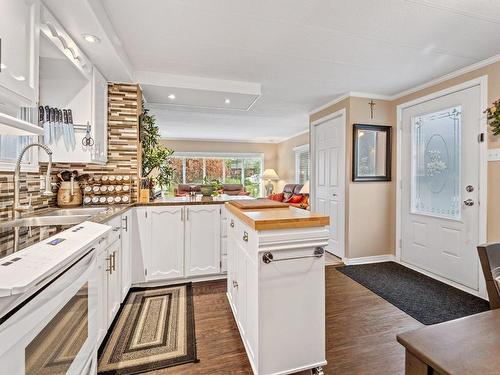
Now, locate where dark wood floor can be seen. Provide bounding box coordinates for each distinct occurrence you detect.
[149,267,422,374]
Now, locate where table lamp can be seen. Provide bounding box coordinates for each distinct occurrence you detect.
[262,169,279,196]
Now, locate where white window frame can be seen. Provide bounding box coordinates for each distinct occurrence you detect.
[293,144,310,184]
[171,151,265,195]
[0,135,39,172]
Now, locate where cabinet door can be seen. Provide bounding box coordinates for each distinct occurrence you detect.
[120,211,132,302]
[96,246,109,346]
[226,216,236,304]
[106,240,121,326]
[149,206,184,280]
[235,240,247,335]
[185,205,221,277]
[0,0,39,106]
[91,67,108,164]
[131,208,149,284]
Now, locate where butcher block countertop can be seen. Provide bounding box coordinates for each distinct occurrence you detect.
[225,200,329,231]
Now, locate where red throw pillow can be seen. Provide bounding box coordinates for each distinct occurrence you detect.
[288,194,303,204]
[269,193,284,202]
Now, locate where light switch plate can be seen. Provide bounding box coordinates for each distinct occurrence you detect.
[488,148,500,161]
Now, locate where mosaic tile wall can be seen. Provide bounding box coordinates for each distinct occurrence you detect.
[0,83,141,222]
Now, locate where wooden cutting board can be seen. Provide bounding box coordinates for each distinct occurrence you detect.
[229,198,289,210]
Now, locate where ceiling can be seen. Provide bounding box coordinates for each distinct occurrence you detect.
[43,0,500,142]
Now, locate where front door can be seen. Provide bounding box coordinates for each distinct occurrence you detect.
[314,112,345,258]
[401,85,481,290]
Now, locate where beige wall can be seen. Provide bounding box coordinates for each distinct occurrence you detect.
[348,98,395,258]
[310,59,500,260]
[310,97,394,259]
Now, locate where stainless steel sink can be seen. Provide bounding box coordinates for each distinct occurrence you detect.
[0,215,91,230]
[42,208,107,216]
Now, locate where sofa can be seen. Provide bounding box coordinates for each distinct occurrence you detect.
[268,183,309,209]
[175,183,249,196]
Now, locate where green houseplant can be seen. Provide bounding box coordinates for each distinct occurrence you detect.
[140,105,175,198]
[485,99,500,136]
[200,177,222,196]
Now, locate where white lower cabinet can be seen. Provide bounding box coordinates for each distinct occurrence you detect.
[185,205,221,277]
[106,238,121,325]
[120,211,132,301]
[132,205,222,283]
[150,206,185,280]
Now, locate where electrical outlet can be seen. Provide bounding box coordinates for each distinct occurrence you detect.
[39,176,45,190]
[488,148,500,161]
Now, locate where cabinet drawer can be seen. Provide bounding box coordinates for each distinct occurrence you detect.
[106,216,122,244]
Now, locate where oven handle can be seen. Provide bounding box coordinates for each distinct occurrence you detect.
[0,247,96,327]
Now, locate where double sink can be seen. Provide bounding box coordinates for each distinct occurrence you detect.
[0,207,107,230]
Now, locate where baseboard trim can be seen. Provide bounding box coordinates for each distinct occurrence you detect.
[343,254,395,265]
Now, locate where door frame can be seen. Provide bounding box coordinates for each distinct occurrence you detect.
[310,108,347,258]
[395,76,488,298]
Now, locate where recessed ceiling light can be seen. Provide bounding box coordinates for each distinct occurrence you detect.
[168,94,176,100]
[82,34,101,44]
[224,98,231,104]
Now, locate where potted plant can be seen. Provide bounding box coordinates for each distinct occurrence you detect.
[140,105,175,200]
[200,177,222,196]
[485,99,500,136]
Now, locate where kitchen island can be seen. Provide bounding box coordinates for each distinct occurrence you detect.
[225,201,330,375]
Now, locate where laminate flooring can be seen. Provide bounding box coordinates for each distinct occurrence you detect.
[148,266,422,375]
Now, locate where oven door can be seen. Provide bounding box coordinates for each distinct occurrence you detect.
[0,247,98,375]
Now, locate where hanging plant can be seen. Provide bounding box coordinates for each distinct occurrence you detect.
[485,99,500,136]
[140,104,175,194]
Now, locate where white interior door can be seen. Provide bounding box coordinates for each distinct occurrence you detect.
[401,85,481,290]
[313,112,346,258]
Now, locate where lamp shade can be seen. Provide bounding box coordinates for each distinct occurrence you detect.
[262,169,279,180]
[300,180,310,194]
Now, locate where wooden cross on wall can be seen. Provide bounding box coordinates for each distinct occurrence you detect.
[369,99,376,119]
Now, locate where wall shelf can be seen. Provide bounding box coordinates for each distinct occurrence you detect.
[0,112,44,136]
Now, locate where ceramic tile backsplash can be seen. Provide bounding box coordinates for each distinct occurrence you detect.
[0,83,141,222]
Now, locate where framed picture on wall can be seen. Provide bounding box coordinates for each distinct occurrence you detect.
[352,124,392,182]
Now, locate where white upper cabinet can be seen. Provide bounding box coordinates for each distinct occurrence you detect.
[185,205,221,277]
[37,4,107,164]
[149,206,185,281]
[0,0,40,113]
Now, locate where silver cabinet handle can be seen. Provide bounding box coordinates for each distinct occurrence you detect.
[230,219,234,228]
[106,256,112,274]
[181,208,184,221]
[242,231,248,242]
[186,207,189,221]
[464,199,474,206]
[122,216,128,232]
[112,251,116,271]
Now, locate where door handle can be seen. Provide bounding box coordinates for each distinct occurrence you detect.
[464,199,474,206]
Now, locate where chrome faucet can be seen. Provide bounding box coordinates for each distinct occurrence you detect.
[13,143,53,219]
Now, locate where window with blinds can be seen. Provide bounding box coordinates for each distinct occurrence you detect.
[294,145,310,185]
